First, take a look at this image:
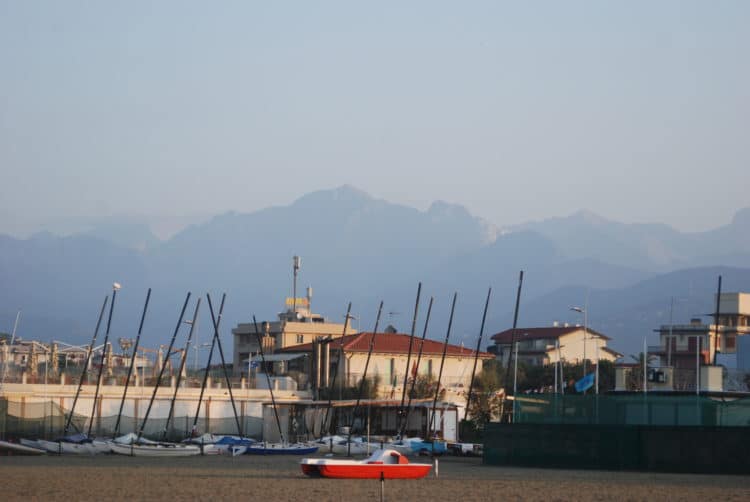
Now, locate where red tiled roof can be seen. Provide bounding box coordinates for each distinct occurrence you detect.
[279,332,494,359]
[490,326,610,344]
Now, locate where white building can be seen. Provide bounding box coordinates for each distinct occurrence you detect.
[489,325,621,367]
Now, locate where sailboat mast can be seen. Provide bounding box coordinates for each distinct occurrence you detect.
[503,271,525,390]
[88,284,119,437]
[114,288,151,437]
[252,316,284,443]
[397,283,421,434]
[464,287,492,421]
[192,294,225,432]
[163,298,201,440]
[137,292,191,441]
[64,296,108,434]
[207,293,243,437]
[323,302,352,434]
[347,301,383,456]
[428,292,457,441]
[401,296,434,438]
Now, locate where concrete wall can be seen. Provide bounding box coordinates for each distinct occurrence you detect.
[1,382,311,439]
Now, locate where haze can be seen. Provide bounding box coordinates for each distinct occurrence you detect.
[1,1,749,238]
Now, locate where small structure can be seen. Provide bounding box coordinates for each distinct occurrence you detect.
[488,325,621,367]
[232,295,357,377]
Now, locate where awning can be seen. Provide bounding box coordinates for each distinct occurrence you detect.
[242,353,308,363]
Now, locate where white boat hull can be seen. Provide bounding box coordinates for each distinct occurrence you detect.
[0,440,46,455]
[110,442,201,457]
[330,440,378,456]
[36,439,96,455]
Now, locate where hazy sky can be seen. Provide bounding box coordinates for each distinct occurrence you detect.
[1,1,749,238]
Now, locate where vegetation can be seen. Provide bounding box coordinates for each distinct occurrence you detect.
[466,359,505,428]
[408,374,439,399]
[319,374,382,400]
[466,358,619,427]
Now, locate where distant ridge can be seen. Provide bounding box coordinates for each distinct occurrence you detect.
[1,186,749,361]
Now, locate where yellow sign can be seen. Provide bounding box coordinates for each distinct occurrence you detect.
[285,297,309,307]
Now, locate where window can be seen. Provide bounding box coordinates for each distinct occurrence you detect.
[296,334,304,344]
[427,359,433,377]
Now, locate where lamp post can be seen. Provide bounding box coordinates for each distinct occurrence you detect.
[570,306,594,393]
[194,342,212,371]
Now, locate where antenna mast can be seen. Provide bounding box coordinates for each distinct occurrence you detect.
[293,256,301,313]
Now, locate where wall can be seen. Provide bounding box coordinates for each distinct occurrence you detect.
[0,382,311,440]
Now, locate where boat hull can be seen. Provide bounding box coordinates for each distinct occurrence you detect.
[36,439,95,455]
[110,443,201,457]
[0,440,46,455]
[301,448,432,479]
[318,463,432,479]
[246,443,318,455]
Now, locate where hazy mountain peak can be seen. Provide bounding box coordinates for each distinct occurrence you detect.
[427,200,472,217]
[293,184,373,207]
[731,207,750,227]
[570,209,610,226]
[427,200,500,244]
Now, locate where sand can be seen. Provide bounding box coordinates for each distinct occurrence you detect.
[1,453,749,501]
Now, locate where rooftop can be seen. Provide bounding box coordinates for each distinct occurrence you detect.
[279,332,494,358]
[490,326,610,344]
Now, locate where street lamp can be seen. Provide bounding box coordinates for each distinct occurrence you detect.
[193,342,212,371]
[570,306,597,394]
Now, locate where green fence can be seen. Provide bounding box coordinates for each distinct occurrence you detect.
[484,422,750,474]
[484,394,750,473]
[514,393,750,426]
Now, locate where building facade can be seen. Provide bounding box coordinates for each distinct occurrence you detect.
[489,325,621,367]
[278,332,494,401]
[231,298,357,376]
[653,292,750,369]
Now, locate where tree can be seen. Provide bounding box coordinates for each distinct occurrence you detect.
[466,359,505,428]
[409,374,437,399]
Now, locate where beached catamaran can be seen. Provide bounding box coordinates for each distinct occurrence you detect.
[110,293,200,457]
[244,315,317,455]
[31,292,112,455]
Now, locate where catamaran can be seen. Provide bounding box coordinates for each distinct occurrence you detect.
[244,315,318,455]
[111,293,200,457]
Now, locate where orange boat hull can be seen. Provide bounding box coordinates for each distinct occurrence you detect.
[303,463,431,479]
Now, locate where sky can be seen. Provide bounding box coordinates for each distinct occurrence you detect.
[1,1,749,238]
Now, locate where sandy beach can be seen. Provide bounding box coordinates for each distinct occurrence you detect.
[2,453,749,501]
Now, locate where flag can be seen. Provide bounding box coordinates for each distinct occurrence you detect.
[574,372,595,393]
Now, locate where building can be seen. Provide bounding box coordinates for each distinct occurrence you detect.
[488,324,621,367]
[232,295,357,377]
[652,292,750,369]
[278,331,494,401]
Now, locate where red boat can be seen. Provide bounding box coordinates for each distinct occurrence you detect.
[300,448,432,479]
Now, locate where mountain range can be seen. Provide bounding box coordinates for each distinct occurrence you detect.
[2,185,750,359]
